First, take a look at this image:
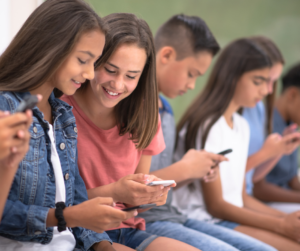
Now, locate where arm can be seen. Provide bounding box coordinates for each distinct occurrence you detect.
[253,178,300,203]
[201,174,285,234]
[289,176,300,191]
[252,155,282,183]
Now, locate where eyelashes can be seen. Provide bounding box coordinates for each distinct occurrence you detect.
[78,58,86,64]
[104,67,136,79]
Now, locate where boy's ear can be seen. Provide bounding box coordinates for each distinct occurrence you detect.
[158,46,177,64]
[286,86,300,103]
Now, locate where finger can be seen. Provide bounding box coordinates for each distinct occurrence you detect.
[209,152,228,162]
[127,173,149,184]
[0,111,10,118]
[3,113,29,127]
[25,110,33,129]
[283,132,300,143]
[96,197,114,206]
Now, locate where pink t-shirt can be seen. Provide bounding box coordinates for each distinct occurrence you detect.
[61,95,165,230]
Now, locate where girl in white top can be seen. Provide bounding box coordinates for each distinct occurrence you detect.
[173,38,300,251]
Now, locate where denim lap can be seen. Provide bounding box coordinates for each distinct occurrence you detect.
[106,228,158,251]
[146,219,277,251]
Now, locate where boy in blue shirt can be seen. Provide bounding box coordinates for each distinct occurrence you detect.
[139,14,277,251]
[253,62,300,213]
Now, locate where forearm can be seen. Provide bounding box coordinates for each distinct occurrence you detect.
[87,183,118,201]
[289,176,300,191]
[253,179,300,203]
[0,167,18,221]
[243,193,285,217]
[252,156,281,183]
[150,161,191,185]
[246,149,272,172]
[208,199,283,234]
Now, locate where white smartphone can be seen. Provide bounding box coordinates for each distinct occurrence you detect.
[147,180,176,187]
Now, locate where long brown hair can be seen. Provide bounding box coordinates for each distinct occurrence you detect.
[80,13,158,150]
[249,36,285,134]
[177,38,272,151]
[0,0,105,97]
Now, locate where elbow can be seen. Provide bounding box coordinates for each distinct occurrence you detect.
[206,200,225,219]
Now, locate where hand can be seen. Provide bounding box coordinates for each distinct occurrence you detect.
[261,133,283,158]
[281,132,300,155]
[93,241,116,251]
[0,110,32,170]
[203,166,219,183]
[181,149,228,179]
[279,211,300,241]
[65,197,137,233]
[282,123,298,136]
[113,173,174,206]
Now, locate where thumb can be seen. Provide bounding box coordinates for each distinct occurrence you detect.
[126,173,149,184]
[95,197,115,207]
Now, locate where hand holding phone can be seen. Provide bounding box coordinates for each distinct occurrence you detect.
[122,203,156,211]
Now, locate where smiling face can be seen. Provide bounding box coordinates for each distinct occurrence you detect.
[90,43,147,110]
[52,30,105,96]
[233,67,271,108]
[156,48,213,98]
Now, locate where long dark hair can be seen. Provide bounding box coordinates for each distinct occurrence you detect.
[80,13,158,150]
[177,38,272,151]
[249,36,285,134]
[0,0,105,98]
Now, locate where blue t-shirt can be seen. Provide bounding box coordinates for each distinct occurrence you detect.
[266,108,299,188]
[243,101,266,194]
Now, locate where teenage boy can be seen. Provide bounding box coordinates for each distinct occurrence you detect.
[139,14,277,251]
[253,62,300,213]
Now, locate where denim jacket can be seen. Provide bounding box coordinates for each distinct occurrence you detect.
[0,91,111,250]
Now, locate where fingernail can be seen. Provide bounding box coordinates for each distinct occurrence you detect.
[19,130,24,137]
[4,111,10,115]
[167,188,170,191]
[134,210,138,216]
[112,202,116,207]
[160,193,164,197]
[161,186,164,190]
[11,147,17,153]
[144,174,149,179]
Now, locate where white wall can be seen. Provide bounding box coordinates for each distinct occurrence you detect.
[0,0,43,54]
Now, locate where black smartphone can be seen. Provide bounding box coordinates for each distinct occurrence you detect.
[122,203,156,212]
[217,149,233,156]
[16,95,39,113]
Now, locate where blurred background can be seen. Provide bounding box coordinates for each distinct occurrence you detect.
[1,0,299,122]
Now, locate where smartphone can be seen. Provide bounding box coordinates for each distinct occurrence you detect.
[147,180,176,187]
[217,149,233,156]
[122,203,156,211]
[16,95,39,113]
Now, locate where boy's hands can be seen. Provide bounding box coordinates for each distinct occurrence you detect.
[64,197,137,233]
[113,174,174,206]
[0,110,32,169]
[181,149,227,180]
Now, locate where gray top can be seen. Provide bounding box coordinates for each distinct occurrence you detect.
[139,96,187,223]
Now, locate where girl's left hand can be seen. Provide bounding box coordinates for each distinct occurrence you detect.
[202,166,219,183]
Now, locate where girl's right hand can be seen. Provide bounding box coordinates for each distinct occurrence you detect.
[0,111,32,168]
[261,133,283,158]
[65,197,137,233]
[113,174,169,206]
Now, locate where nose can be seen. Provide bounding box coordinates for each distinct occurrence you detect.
[82,64,95,81]
[267,81,274,94]
[261,82,269,96]
[187,80,196,90]
[110,74,124,90]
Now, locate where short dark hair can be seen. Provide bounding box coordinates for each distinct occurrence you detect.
[282,62,300,93]
[155,14,220,59]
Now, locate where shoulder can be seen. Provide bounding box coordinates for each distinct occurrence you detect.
[159,95,173,115]
[0,91,19,112]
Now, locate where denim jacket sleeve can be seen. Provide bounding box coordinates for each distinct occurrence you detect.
[71,148,112,251]
[0,93,50,236]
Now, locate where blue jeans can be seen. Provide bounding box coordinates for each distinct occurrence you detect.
[146,219,277,251]
[106,228,158,251]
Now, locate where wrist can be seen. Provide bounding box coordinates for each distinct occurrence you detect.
[274,217,285,235]
[179,159,193,180]
[111,182,121,202]
[64,205,79,228]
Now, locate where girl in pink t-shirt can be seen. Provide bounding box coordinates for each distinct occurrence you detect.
[62,13,200,251]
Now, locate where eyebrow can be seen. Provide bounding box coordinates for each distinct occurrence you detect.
[253,76,270,82]
[79,50,95,58]
[107,62,141,73]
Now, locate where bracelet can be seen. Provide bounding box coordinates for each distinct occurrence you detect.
[55,202,66,232]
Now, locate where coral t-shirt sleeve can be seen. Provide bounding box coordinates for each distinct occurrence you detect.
[142,115,166,156]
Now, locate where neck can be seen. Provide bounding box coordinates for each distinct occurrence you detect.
[275,96,289,122]
[223,100,240,129]
[30,82,54,124]
[73,85,116,130]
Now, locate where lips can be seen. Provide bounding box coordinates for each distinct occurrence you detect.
[102,86,122,99]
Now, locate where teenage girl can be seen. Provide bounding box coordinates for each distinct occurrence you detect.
[243,37,300,210]
[0,110,32,221]
[173,38,300,251]
[0,1,135,251]
[62,13,201,251]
